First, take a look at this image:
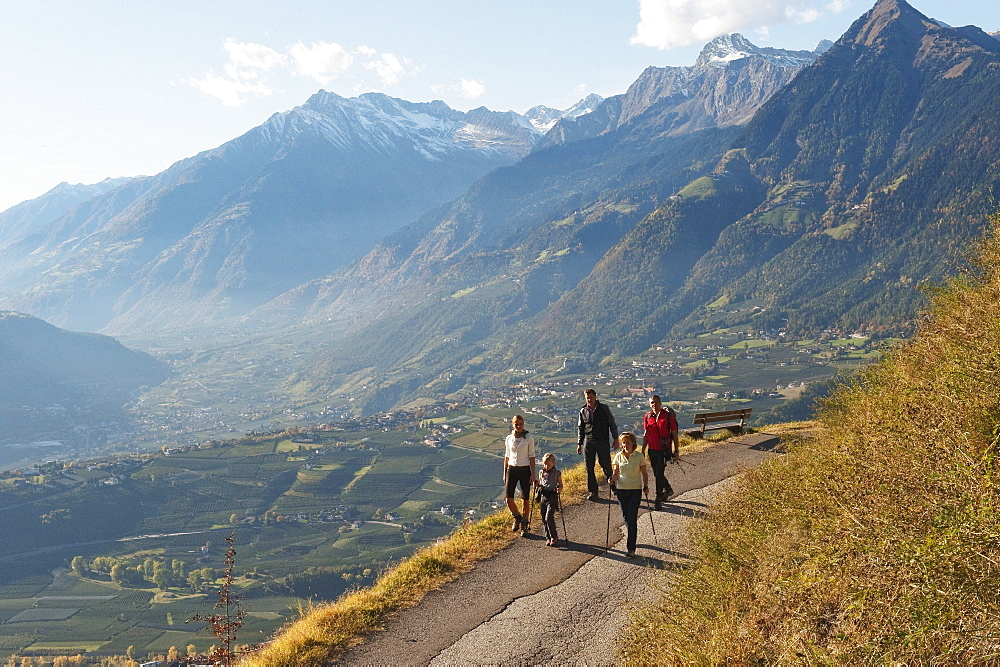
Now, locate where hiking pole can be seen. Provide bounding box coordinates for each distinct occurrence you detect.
[605,482,613,551]
[644,487,657,543]
[557,490,568,543]
[524,484,533,534]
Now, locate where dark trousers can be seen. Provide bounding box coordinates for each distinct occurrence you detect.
[647,449,673,499]
[584,440,613,495]
[614,487,642,553]
[539,489,559,540]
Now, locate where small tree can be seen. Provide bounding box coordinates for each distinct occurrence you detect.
[192,532,249,666]
[152,563,170,591]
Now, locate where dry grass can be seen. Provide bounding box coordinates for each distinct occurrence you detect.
[625,218,1000,664]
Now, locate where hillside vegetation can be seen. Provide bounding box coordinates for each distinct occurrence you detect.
[626,218,1000,662]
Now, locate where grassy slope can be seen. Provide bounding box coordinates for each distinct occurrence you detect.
[626,218,1000,663]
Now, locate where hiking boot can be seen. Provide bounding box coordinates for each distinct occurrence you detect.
[511,515,522,532]
[654,500,662,511]
[587,492,599,501]
[626,550,636,558]
[520,519,530,534]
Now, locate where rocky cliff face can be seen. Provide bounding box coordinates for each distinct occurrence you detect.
[540,33,826,147]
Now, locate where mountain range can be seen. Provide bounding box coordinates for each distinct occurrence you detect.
[0,32,823,336]
[2,0,999,416]
[258,0,1000,410]
[0,95,544,333]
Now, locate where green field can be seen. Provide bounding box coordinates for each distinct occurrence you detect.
[0,429,507,662]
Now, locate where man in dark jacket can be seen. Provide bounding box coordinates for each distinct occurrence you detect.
[577,388,619,500]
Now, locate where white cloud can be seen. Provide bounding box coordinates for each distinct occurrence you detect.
[632,0,833,49]
[223,39,286,72]
[460,78,486,99]
[191,39,421,106]
[290,41,354,84]
[187,39,286,106]
[364,53,405,86]
[188,72,272,107]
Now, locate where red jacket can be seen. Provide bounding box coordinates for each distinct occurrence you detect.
[643,409,677,451]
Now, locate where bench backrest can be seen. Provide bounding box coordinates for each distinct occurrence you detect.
[692,408,753,425]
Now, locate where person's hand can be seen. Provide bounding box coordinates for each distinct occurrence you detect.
[576,445,582,455]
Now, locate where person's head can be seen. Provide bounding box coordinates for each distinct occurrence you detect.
[542,452,556,470]
[649,395,662,412]
[619,431,637,453]
[585,388,597,409]
[511,414,525,432]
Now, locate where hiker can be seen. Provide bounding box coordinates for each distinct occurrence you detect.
[642,394,680,510]
[577,388,618,500]
[609,431,649,558]
[503,414,536,534]
[536,452,563,546]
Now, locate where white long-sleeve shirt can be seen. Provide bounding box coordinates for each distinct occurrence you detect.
[504,432,535,467]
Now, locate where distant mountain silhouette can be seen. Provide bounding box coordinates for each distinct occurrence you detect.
[0,311,169,454]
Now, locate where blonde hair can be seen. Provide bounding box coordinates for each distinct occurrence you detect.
[619,431,637,448]
[542,452,556,466]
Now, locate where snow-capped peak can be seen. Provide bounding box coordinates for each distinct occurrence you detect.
[524,93,605,132]
[249,90,537,161]
[696,33,823,69]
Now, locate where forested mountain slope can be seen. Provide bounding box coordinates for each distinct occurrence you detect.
[271,0,1000,411]
[525,0,1000,354]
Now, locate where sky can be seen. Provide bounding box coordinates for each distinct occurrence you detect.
[0,0,997,213]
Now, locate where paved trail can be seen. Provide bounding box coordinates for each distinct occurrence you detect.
[340,433,781,666]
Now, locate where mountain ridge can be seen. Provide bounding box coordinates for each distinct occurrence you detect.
[260,0,1000,412]
[540,32,827,148]
[0,93,549,334]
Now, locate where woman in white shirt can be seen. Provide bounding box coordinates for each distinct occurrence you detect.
[503,414,536,534]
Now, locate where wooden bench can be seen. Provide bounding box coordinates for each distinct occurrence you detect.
[683,408,752,439]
